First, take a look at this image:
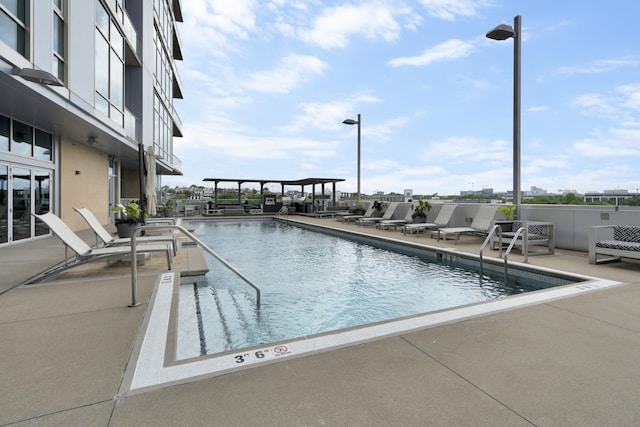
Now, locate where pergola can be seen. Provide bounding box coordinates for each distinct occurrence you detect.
[202,177,346,207]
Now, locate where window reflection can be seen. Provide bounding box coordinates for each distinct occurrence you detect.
[34,170,50,236]
[34,129,52,161]
[12,167,31,241]
[0,165,7,244]
[12,121,33,156]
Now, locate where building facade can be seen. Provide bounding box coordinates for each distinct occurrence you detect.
[584,190,638,206]
[0,0,184,246]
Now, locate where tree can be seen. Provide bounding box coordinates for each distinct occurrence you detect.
[560,193,584,205]
[621,196,640,206]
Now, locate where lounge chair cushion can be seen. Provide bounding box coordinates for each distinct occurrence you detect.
[613,225,640,242]
[595,241,640,252]
[595,226,640,252]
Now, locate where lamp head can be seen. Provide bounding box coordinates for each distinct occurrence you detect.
[486,23,515,40]
[342,119,358,125]
[12,67,64,86]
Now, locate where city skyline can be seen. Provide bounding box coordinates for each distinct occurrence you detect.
[165,0,640,196]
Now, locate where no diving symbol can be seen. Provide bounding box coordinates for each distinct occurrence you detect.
[273,345,290,356]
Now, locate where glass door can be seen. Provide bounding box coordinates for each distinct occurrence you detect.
[0,164,7,244]
[12,166,31,241]
[34,169,51,236]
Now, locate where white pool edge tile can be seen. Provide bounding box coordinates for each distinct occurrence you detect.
[127,272,621,394]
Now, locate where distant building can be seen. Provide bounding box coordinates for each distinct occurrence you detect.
[584,190,637,205]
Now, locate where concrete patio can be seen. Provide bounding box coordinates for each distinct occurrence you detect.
[1,216,639,426]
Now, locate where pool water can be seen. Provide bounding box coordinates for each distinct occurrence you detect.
[176,219,577,359]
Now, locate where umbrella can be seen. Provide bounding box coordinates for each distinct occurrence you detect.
[145,146,157,216]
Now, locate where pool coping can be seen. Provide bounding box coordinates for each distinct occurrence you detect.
[120,220,622,396]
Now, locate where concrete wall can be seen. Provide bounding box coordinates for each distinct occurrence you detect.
[427,203,640,253]
[59,139,109,231]
[521,204,640,252]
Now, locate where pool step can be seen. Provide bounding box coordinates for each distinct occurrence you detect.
[197,285,258,354]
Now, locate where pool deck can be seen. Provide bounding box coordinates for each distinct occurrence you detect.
[1,215,640,426]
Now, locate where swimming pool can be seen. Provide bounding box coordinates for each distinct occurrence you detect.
[126,218,619,393]
[176,219,579,360]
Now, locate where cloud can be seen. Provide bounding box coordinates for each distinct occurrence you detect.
[573,128,640,158]
[181,0,258,57]
[280,94,382,132]
[617,83,640,109]
[299,2,415,49]
[573,83,640,121]
[554,57,640,75]
[244,54,328,94]
[388,39,474,67]
[528,105,548,112]
[572,93,617,117]
[422,136,510,163]
[180,120,341,161]
[417,0,493,21]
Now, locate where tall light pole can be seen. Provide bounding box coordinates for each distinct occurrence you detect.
[486,15,521,219]
[342,113,361,203]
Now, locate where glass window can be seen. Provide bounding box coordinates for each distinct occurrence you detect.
[53,56,64,82]
[0,5,25,55]
[110,50,123,108]
[96,93,110,117]
[12,121,33,156]
[110,21,123,60]
[34,129,52,161]
[53,12,64,55]
[110,105,123,127]
[0,0,23,17]
[95,32,109,96]
[95,1,125,128]
[96,1,109,36]
[0,115,9,151]
[53,7,65,81]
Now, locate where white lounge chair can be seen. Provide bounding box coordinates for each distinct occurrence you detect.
[402,204,457,236]
[33,212,172,277]
[433,205,498,242]
[337,203,375,223]
[74,207,177,255]
[357,202,400,227]
[377,204,415,230]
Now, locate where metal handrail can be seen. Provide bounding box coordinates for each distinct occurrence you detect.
[276,206,288,217]
[479,224,502,277]
[129,225,261,308]
[504,226,527,276]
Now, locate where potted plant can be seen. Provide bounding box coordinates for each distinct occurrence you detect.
[498,204,516,220]
[350,200,365,215]
[162,199,176,217]
[112,202,143,238]
[371,200,386,217]
[411,199,432,223]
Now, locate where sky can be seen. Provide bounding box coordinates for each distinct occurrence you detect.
[165,0,640,196]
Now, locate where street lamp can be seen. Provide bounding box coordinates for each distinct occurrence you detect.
[486,15,521,218]
[342,113,361,203]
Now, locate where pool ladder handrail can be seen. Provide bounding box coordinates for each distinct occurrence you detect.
[479,224,502,277]
[480,225,529,279]
[129,224,261,308]
[276,206,289,217]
